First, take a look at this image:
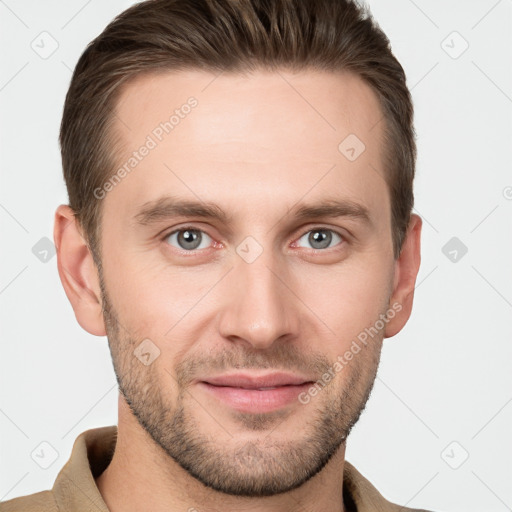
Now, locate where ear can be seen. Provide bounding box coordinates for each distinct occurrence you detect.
[53,204,106,336]
[384,213,422,338]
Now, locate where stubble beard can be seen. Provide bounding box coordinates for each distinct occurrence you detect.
[98,270,383,497]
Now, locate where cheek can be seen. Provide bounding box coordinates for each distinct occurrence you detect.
[103,250,217,344]
[294,259,392,349]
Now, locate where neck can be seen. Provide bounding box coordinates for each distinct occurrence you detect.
[96,396,346,512]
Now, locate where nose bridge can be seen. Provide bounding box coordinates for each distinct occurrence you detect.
[218,242,298,348]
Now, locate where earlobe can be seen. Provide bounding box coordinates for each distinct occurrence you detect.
[384,213,422,339]
[53,204,107,337]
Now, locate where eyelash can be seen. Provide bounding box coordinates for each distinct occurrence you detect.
[160,225,346,255]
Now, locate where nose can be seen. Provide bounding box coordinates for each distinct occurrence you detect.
[217,247,300,350]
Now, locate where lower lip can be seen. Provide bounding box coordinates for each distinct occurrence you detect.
[197,382,312,413]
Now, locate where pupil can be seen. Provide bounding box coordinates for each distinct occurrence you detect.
[310,230,331,249]
[179,229,200,249]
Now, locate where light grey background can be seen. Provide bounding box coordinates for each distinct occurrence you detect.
[1,1,511,510]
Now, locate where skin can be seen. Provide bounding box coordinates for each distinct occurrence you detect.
[54,69,422,512]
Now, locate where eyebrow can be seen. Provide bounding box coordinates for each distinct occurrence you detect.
[133,196,233,226]
[132,195,372,228]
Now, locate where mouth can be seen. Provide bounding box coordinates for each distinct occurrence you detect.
[196,372,315,413]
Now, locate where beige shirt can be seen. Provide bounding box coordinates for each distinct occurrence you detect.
[1,425,434,511]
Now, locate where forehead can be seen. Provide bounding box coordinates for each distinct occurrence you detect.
[105,68,387,225]
[113,67,383,150]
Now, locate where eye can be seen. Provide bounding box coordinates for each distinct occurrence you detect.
[164,227,213,251]
[294,228,344,251]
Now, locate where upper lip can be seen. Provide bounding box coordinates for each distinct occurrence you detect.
[200,372,314,389]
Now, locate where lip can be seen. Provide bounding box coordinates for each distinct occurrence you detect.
[200,371,314,389]
[196,372,315,414]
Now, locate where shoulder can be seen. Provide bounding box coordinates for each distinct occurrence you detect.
[343,460,439,512]
[0,490,59,511]
[386,504,436,512]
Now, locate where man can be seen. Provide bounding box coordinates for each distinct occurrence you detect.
[2,0,431,510]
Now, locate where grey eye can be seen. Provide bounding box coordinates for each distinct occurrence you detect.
[296,229,343,250]
[166,229,212,251]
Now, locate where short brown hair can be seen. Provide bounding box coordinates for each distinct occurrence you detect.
[60,0,416,265]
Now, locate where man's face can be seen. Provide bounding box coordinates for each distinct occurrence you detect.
[98,69,396,496]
